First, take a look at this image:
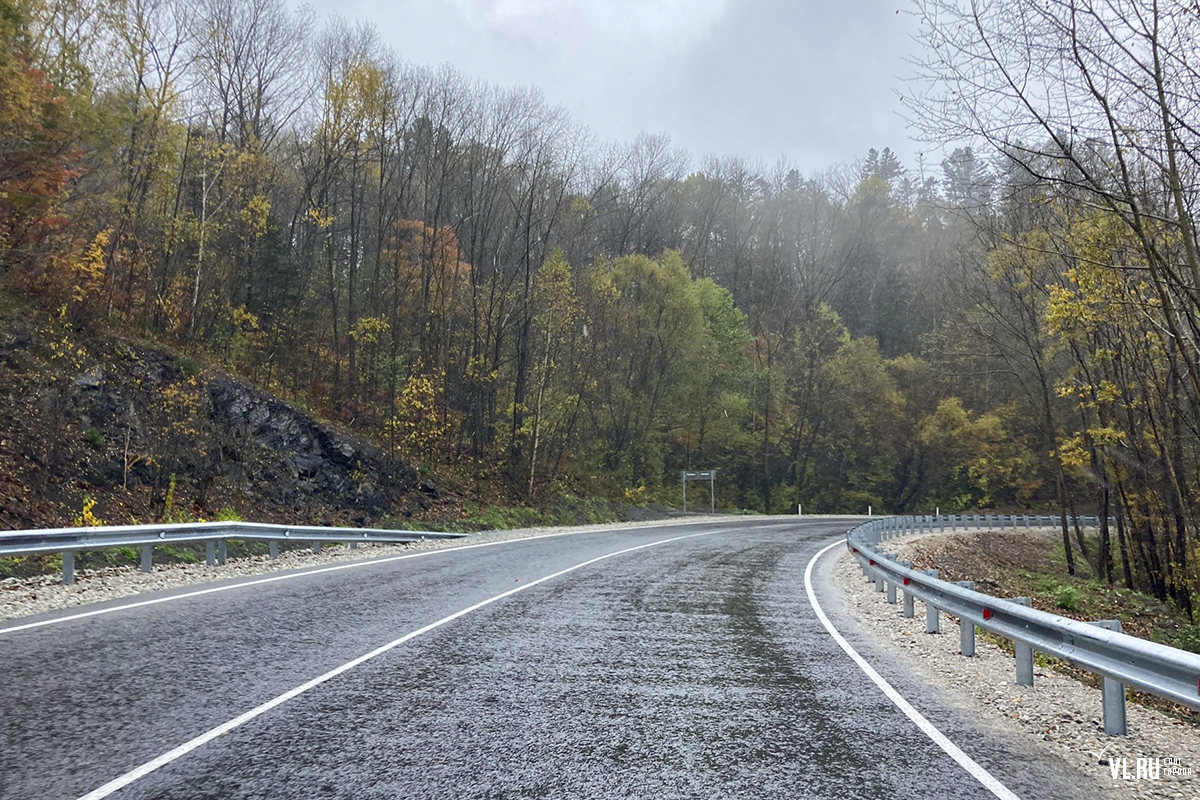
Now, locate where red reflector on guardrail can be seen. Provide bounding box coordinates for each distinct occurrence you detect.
[903,577,910,586]
[983,609,992,620]
[869,559,875,566]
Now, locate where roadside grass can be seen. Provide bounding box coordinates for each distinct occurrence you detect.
[379,494,643,533]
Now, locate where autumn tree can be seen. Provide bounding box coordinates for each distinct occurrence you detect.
[0,0,79,284]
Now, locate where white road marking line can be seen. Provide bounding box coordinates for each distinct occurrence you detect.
[74,528,729,800]
[0,520,735,636]
[804,539,1022,800]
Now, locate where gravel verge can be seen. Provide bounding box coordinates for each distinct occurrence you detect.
[831,540,1200,799]
[0,515,738,622]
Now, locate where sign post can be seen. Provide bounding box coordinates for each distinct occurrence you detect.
[681,470,716,514]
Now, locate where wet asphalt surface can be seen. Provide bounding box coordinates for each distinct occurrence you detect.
[0,518,1098,799]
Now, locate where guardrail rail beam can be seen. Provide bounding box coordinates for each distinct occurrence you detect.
[844,513,1197,736]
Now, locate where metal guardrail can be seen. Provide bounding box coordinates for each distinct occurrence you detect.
[848,514,1200,736]
[0,521,467,584]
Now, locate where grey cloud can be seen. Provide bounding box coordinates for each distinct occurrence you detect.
[293,0,918,171]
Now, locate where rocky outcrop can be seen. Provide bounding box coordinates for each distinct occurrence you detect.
[207,376,416,515]
[0,320,428,529]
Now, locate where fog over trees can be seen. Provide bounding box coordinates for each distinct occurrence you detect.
[5,0,1200,609]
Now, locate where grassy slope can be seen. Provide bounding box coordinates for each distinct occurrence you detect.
[901,529,1200,722]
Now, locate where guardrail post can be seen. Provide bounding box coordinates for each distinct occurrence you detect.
[875,568,885,592]
[218,540,227,565]
[1092,620,1128,735]
[923,569,940,633]
[897,559,914,617]
[269,541,278,560]
[886,578,897,604]
[956,581,976,656]
[1013,597,1034,685]
[312,541,322,554]
[62,550,75,585]
[350,541,358,550]
[206,541,216,566]
[141,544,153,573]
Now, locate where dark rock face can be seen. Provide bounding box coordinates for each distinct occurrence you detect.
[207,376,417,515]
[0,323,428,529]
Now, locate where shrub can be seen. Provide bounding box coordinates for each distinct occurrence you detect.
[82,427,104,450]
[74,495,104,527]
[1053,584,1083,612]
[1176,625,1200,654]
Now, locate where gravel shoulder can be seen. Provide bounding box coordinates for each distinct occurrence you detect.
[831,541,1200,799]
[0,514,748,622]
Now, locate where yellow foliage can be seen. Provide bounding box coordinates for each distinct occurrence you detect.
[73,229,107,302]
[307,207,334,229]
[465,353,499,384]
[230,305,259,332]
[160,376,206,449]
[1096,380,1122,404]
[349,316,389,346]
[239,195,270,240]
[74,495,104,527]
[385,363,449,461]
[1054,435,1089,469]
[1087,426,1124,446]
[47,304,86,379]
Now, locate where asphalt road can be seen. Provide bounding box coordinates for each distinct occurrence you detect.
[1,518,1095,799]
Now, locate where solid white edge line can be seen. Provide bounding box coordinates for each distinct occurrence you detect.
[804,539,1022,800]
[74,528,727,800]
[0,520,741,636]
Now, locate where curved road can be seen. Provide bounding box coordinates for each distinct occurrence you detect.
[1,518,1093,799]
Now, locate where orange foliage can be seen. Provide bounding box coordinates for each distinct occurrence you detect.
[0,1,83,302]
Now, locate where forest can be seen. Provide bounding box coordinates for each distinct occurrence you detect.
[3,0,1200,610]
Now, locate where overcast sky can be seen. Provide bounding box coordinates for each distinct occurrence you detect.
[294,0,922,174]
